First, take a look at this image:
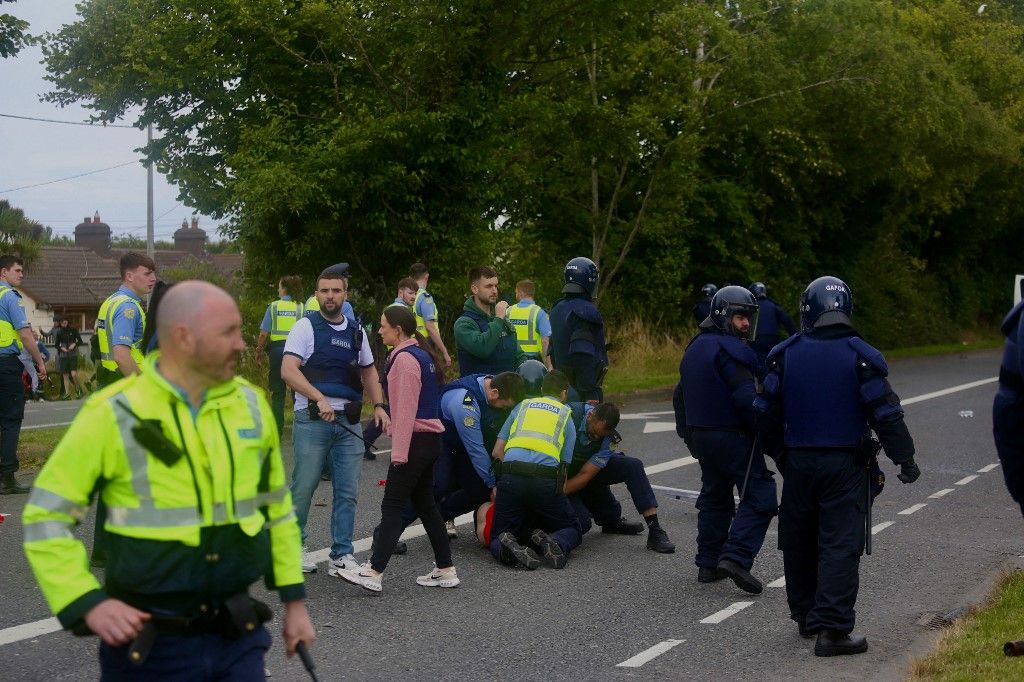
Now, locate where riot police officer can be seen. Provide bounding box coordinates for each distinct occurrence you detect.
[994,299,1024,515]
[692,283,717,326]
[549,257,608,402]
[673,286,777,594]
[748,281,797,367]
[754,275,919,656]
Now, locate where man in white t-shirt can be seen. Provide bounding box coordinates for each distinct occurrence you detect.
[282,266,390,574]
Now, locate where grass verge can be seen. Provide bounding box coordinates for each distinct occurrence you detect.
[17,427,68,469]
[604,317,692,396]
[884,338,1002,360]
[911,570,1024,681]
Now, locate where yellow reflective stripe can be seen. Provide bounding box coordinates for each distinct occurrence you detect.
[0,287,24,349]
[27,487,88,521]
[263,510,296,531]
[23,520,74,542]
[109,395,154,503]
[269,300,301,341]
[107,505,201,528]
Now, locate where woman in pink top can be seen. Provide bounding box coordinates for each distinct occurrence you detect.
[338,306,458,592]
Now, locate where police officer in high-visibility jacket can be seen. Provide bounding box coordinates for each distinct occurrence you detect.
[509,279,553,368]
[95,252,156,388]
[754,276,919,656]
[255,275,304,435]
[23,281,315,678]
[409,262,453,369]
[489,370,580,570]
[995,299,1024,516]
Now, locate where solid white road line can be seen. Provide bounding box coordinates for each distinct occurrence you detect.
[700,601,755,624]
[643,422,678,434]
[978,463,1001,473]
[898,503,927,516]
[900,377,997,406]
[767,577,786,588]
[616,639,685,668]
[0,618,60,646]
[618,410,675,420]
[929,489,954,499]
[21,422,73,431]
[645,456,697,475]
[956,475,979,485]
[871,521,894,535]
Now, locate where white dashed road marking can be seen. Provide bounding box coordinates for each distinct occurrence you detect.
[898,503,927,515]
[978,463,1001,473]
[955,475,978,485]
[616,639,686,668]
[767,577,786,588]
[0,618,60,646]
[643,421,678,434]
[645,456,697,475]
[872,521,894,535]
[701,601,755,624]
[929,489,954,499]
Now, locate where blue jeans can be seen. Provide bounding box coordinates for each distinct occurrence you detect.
[291,409,365,558]
[99,627,271,681]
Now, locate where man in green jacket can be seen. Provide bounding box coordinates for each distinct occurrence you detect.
[454,266,525,377]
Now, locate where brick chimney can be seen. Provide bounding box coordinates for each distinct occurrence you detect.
[173,215,207,257]
[74,211,111,255]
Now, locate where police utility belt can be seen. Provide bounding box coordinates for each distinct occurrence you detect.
[496,460,568,491]
[75,593,273,665]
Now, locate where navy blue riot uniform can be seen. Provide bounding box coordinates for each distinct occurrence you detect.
[750,297,797,366]
[673,323,778,587]
[550,257,608,402]
[693,299,712,326]
[754,276,918,653]
[994,301,1024,515]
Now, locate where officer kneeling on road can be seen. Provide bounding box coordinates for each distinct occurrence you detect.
[754,275,919,657]
[673,285,778,594]
[489,370,581,569]
[22,281,315,679]
[562,399,675,553]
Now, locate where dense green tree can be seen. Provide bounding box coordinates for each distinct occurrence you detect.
[0,200,44,261]
[0,0,29,58]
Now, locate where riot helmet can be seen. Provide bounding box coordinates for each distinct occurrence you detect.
[799,276,853,331]
[749,282,767,299]
[518,359,548,398]
[563,257,599,297]
[700,283,718,299]
[703,285,759,340]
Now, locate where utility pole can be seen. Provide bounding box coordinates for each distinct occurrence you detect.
[146,123,154,257]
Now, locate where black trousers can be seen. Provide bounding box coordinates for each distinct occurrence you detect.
[779,449,866,634]
[0,355,26,477]
[371,432,452,573]
[266,343,286,436]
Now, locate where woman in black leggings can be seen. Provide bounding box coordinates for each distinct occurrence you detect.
[337,305,458,592]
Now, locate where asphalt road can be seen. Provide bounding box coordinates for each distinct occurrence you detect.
[0,348,1019,681]
[20,397,83,430]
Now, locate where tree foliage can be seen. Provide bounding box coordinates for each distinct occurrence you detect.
[0,200,44,261]
[0,0,29,59]
[41,0,1024,345]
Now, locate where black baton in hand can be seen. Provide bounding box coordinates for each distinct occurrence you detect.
[296,641,321,682]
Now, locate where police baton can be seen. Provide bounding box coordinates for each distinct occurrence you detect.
[334,419,379,452]
[296,641,321,682]
[738,434,759,501]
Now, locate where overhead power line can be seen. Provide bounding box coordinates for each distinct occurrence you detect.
[0,112,135,129]
[0,160,139,194]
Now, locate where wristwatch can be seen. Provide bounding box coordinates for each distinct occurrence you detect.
[373,402,386,409]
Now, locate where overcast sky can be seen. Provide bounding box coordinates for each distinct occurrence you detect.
[0,1,223,241]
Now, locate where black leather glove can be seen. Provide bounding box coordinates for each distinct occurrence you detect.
[897,460,921,484]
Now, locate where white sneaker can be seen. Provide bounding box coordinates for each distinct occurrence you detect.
[301,546,317,574]
[446,520,458,538]
[416,565,460,588]
[327,553,359,577]
[337,562,383,593]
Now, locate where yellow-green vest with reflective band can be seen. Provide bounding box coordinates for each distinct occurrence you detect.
[22,355,303,620]
[509,302,543,355]
[97,291,146,372]
[305,295,320,313]
[506,396,572,461]
[413,289,432,337]
[269,298,303,342]
[0,284,25,350]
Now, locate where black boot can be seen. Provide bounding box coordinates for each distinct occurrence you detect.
[0,474,29,495]
[814,630,868,657]
[646,526,675,553]
[797,619,817,639]
[600,517,645,535]
[717,558,763,594]
[499,532,540,570]
[698,566,727,583]
[530,528,568,569]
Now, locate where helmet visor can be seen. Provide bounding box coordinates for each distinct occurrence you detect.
[725,304,759,341]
